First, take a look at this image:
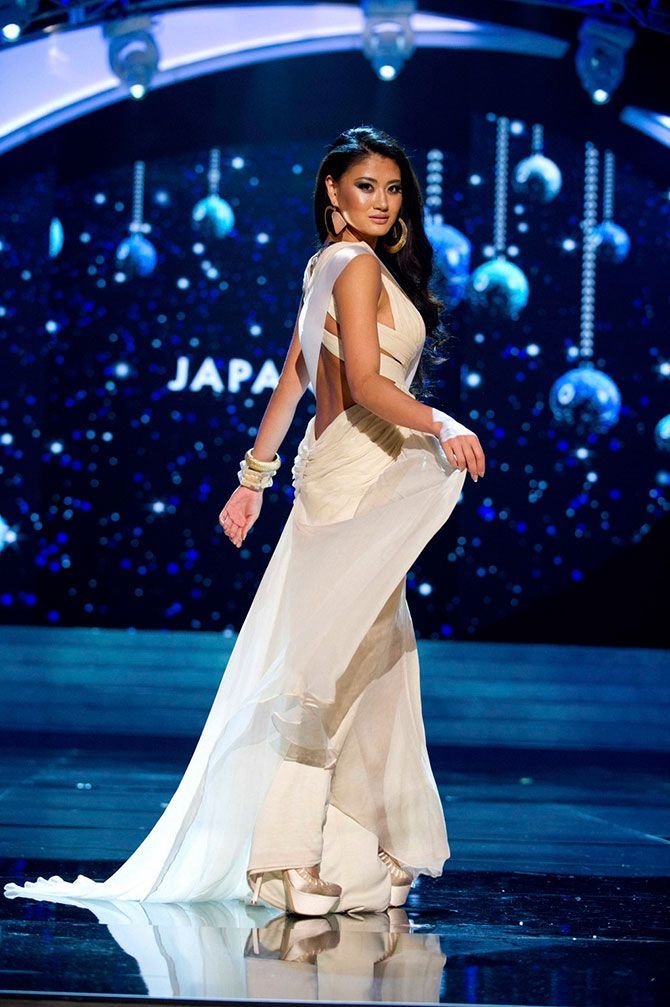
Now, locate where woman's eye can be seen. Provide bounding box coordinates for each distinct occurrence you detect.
[357,184,402,192]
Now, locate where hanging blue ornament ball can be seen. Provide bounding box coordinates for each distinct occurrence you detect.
[115,233,158,277]
[549,366,621,434]
[467,257,530,320]
[592,221,630,264]
[654,415,670,452]
[512,153,563,204]
[49,217,64,259]
[0,513,13,553]
[192,194,235,240]
[425,217,471,308]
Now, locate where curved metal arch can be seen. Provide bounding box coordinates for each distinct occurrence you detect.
[0,3,569,154]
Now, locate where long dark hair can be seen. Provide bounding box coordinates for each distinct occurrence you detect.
[312,125,452,400]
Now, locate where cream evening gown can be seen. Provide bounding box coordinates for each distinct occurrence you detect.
[5,239,466,913]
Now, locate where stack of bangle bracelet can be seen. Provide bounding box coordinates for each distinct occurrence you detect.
[237,447,281,491]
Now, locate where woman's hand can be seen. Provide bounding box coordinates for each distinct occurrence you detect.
[430,407,485,483]
[441,433,486,483]
[218,486,264,548]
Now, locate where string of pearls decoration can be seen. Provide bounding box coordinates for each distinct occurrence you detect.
[602,149,615,221]
[208,148,221,196]
[425,148,444,212]
[493,115,510,257]
[579,142,599,361]
[130,160,149,236]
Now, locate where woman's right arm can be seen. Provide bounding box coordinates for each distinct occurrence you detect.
[333,254,485,482]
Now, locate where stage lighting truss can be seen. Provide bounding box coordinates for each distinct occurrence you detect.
[361,0,416,81]
[3,1,670,52]
[104,15,160,100]
[575,17,635,104]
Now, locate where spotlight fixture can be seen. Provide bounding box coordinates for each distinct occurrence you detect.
[361,0,416,81]
[104,17,160,101]
[575,18,635,105]
[0,0,38,42]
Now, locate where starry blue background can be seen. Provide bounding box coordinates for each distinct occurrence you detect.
[0,121,668,640]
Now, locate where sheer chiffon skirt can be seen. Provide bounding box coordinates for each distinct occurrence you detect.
[4,403,466,911]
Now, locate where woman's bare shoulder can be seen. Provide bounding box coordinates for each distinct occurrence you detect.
[303,240,377,289]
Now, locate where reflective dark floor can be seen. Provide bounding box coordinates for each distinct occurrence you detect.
[1,739,668,1006]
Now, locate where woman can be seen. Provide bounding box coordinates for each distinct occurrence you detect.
[5,126,484,917]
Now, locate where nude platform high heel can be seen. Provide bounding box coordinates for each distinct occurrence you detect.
[248,866,342,916]
[377,847,414,907]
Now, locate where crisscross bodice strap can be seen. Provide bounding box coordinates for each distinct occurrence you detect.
[298,242,376,395]
[299,241,425,394]
[323,286,411,368]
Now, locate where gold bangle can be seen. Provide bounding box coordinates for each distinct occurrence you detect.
[245,447,281,472]
[238,461,274,490]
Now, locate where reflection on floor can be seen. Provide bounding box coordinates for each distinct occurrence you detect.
[1,739,668,1005]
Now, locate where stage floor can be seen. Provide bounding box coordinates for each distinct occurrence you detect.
[1,738,668,1006]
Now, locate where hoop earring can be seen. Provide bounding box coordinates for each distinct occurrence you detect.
[383,217,408,253]
[324,204,347,238]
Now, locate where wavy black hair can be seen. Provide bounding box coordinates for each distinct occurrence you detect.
[312,124,453,400]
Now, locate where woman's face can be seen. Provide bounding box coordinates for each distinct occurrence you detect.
[325,154,403,244]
